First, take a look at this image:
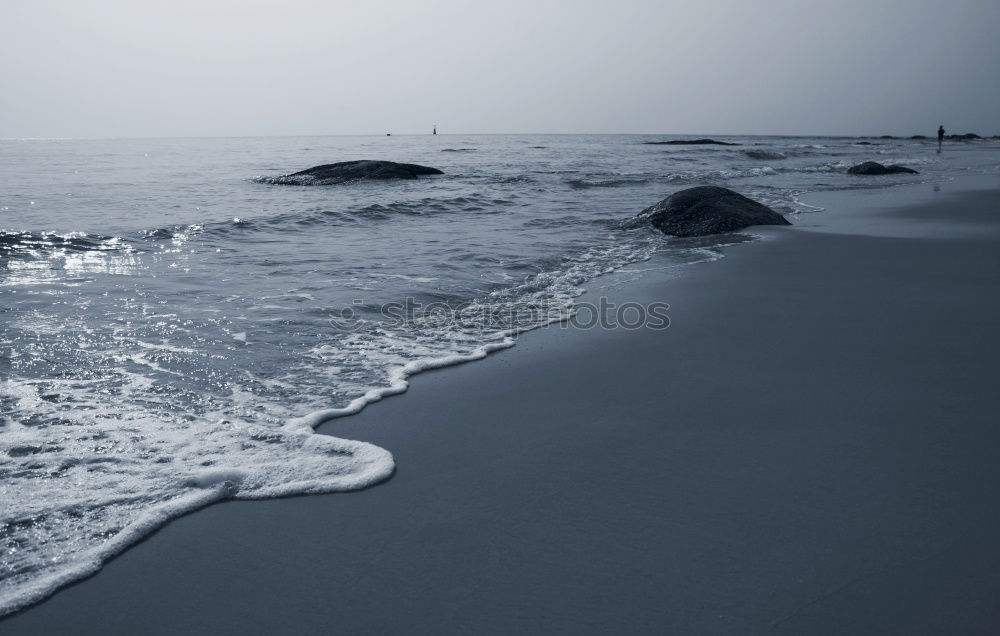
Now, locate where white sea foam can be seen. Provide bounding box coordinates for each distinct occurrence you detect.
[288,340,517,431]
[0,388,394,616]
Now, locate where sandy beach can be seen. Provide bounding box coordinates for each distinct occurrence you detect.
[4,175,1000,634]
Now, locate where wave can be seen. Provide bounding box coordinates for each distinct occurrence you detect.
[491,175,535,184]
[0,230,125,252]
[0,231,128,256]
[137,195,519,243]
[780,160,853,173]
[572,165,866,188]
[664,167,779,183]
[522,215,584,228]
[567,178,651,189]
[745,150,787,160]
[140,223,206,242]
[349,194,513,219]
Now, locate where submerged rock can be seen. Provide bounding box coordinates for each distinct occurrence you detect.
[624,186,790,237]
[910,135,928,140]
[642,139,739,146]
[847,161,919,175]
[257,160,443,185]
[855,141,874,145]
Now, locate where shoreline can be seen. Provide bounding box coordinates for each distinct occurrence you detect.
[4,174,1000,633]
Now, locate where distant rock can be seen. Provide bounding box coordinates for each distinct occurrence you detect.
[623,186,790,237]
[257,160,443,185]
[879,135,898,139]
[946,133,981,141]
[910,135,928,140]
[855,141,874,145]
[643,139,739,146]
[847,161,919,175]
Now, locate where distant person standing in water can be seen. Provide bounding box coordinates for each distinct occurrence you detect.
[938,125,945,152]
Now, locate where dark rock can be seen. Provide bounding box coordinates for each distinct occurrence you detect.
[256,160,443,185]
[910,135,928,139]
[642,139,739,146]
[946,133,981,141]
[879,135,898,139]
[847,161,919,175]
[624,186,790,237]
[855,141,874,145]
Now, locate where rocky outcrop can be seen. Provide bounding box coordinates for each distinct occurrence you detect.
[257,160,443,185]
[624,186,790,237]
[643,139,739,146]
[910,135,928,140]
[847,161,919,175]
[946,133,981,141]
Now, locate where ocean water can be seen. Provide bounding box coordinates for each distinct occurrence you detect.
[1,133,998,614]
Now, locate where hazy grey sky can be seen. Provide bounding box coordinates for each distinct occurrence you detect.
[2,0,998,138]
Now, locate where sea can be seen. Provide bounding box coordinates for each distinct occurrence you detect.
[2,133,998,614]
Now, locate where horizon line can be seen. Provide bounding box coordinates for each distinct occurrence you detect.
[2,130,984,142]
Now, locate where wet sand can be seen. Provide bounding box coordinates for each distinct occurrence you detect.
[4,177,1000,634]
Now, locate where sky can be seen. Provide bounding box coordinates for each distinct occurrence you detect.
[2,0,998,138]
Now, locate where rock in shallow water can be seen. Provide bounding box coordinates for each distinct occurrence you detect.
[847,161,918,175]
[624,186,790,237]
[257,160,443,185]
